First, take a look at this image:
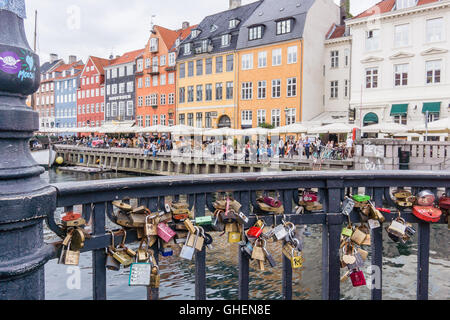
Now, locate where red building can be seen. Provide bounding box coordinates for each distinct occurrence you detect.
[77,56,116,130]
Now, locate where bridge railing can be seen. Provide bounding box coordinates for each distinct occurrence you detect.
[45,171,450,300]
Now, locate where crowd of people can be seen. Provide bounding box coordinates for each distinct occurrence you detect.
[54,133,354,161]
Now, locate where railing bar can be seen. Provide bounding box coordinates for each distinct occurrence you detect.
[326,185,342,300]
[82,203,92,225]
[194,193,207,300]
[417,221,430,300]
[371,188,384,300]
[238,191,250,300]
[92,202,107,301]
[282,189,293,300]
[158,196,165,211]
[321,221,329,300]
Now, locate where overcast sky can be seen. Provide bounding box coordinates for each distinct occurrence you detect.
[23,0,380,65]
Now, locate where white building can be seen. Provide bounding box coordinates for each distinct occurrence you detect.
[347,0,450,140]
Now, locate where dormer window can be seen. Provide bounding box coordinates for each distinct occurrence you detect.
[229,19,240,29]
[210,24,218,33]
[249,25,264,41]
[276,19,293,35]
[191,29,201,39]
[202,40,209,52]
[396,0,417,10]
[221,34,231,47]
[184,43,192,55]
[175,38,180,47]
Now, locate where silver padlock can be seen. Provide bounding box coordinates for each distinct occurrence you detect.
[129,263,152,286]
[272,224,288,241]
[236,211,249,225]
[179,229,199,260]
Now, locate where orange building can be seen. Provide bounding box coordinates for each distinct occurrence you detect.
[135,24,195,128]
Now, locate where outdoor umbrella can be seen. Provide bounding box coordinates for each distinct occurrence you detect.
[362,122,410,134]
[413,118,450,133]
[308,123,355,134]
[270,123,308,134]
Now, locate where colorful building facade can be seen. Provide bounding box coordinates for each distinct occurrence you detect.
[77,56,112,129]
[176,0,262,129]
[54,60,84,135]
[135,24,195,128]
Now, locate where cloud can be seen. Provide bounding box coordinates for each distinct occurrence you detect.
[23,0,380,66]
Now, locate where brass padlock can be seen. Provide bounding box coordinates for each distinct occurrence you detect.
[150,266,160,288]
[251,239,266,261]
[225,222,239,233]
[64,240,80,266]
[186,227,204,251]
[144,215,158,236]
[351,227,367,245]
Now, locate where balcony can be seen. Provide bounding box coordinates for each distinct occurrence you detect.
[148,65,159,75]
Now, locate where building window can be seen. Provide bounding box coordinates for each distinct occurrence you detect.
[187,86,194,102]
[138,96,143,107]
[145,77,151,88]
[196,85,203,102]
[271,109,281,127]
[153,115,158,125]
[179,87,185,103]
[276,19,292,35]
[258,51,267,68]
[330,80,338,98]
[229,19,240,29]
[394,24,410,47]
[216,83,223,100]
[126,101,133,116]
[161,94,166,105]
[344,49,350,67]
[344,79,349,98]
[187,113,194,126]
[205,112,212,128]
[241,110,252,126]
[426,18,443,43]
[272,48,282,66]
[205,84,212,101]
[160,114,166,126]
[127,81,133,93]
[168,73,175,84]
[226,82,233,100]
[111,103,117,117]
[258,80,266,99]
[394,64,408,86]
[168,93,175,105]
[221,34,231,47]
[216,56,223,73]
[272,79,281,98]
[257,110,266,126]
[241,82,253,100]
[285,108,296,125]
[331,50,339,68]
[151,94,158,106]
[427,112,439,123]
[145,95,151,106]
[179,63,186,78]
[287,46,298,64]
[242,54,253,70]
[366,68,378,89]
[168,53,176,66]
[153,76,158,87]
[366,29,380,51]
[249,26,263,40]
[202,40,209,53]
[426,60,441,84]
[196,113,203,128]
[196,59,203,76]
[145,115,151,127]
[179,114,185,125]
[118,102,126,116]
[287,78,297,97]
[184,43,191,55]
[226,55,234,72]
[160,74,166,86]
[160,55,166,66]
[394,114,407,125]
[205,58,213,74]
[188,61,194,77]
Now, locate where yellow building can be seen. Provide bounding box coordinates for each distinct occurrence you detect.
[176,1,262,129]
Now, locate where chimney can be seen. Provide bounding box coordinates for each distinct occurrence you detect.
[182,21,190,30]
[340,0,350,25]
[229,0,241,10]
[69,55,77,64]
[50,53,58,63]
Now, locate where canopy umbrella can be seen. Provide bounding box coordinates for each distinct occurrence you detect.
[242,127,269,136]
[203,128,245,137]
[413,118,450,133]
[308,123,355,134]
[137,125,171,133]
[362,122,410,134]
[270,123,308,134]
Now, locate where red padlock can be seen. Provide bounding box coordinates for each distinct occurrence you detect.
[377,208,391,214]
[302,192,318,203]
[247,226,263,239]
[412,206,442,223]
[439,196,450,210]
[61,212,85,227]
[62,212,82,222]
[262,197,282,208]
[350,270,366,287]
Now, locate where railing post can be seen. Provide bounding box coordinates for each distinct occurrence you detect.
[0,2,56,300]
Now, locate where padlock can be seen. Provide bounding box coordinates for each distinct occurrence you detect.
[112,248,134,267]
[251,239,266,261]
[247,220,265,239]
[186,226,204,251]
[341,198,355,216]
[116,211,133,228]
[272,223,288,241]
[262,244,277,268]
[195,216,213,226]
[350,269,366,287]
[387,217,407,238]
[137,239,149,262]
[129,263,151,286]
[228,231,241,243]
[160,247,173,257]
[282,243,304,269]
[351,227,367,245]
[357,247,369,261]
[144,215,158,236]
[261,196,282,208]
[106,250,121,271]
[150,266,160,288]
[157,222,176,242]
[412,206,442,223]
[179,232,196,260]
[63,239,80,266]
[184,219,197,234]
[225,222,239,233]
[212,212,225,232]
[61,212,86,228]
[368,218,380,230]
[341,225,353,237]
[352,194,371,203]
[235,211,249,225]
[112,201,133,212]
[130,211,148,228]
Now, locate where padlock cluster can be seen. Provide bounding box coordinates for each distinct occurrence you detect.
[212,197,248,244]
[242,218,305,271]
[296,189,323,213]
[58,212,87,266]
[255,196,285,215]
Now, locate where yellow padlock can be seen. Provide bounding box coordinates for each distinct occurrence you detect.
[228,232,241,243]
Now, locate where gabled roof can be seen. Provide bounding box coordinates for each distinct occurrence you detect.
[353,0,440,19]
[236,0,315,50]
[107,49,145,67]
[53,60,84,73]
[40,59,64,74]
[168,24,198,52]
[326,24,347,40]
[90,56,116,75]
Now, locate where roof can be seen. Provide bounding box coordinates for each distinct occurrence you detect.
[107,48,145,67]
[353,0,440,19]
[326,24,347,40]
[236,0,315,50]
[178,1,263,58]
[89,56,117,75]
[55,64,84,81]
[168,24,198,52]
[40,59,64,74]
[53,60,83,73]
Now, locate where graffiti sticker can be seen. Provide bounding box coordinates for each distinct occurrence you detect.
[0,51,21,74]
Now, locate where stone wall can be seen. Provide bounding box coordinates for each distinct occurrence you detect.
[354,139,450,171]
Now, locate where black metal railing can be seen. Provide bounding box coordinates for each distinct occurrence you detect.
[46,171,450,300]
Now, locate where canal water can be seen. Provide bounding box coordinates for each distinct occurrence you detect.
[43,168,449,300]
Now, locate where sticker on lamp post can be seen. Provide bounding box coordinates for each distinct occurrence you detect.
[0,51,21,74]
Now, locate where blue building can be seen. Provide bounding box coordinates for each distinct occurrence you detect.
[54,59,84,136]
